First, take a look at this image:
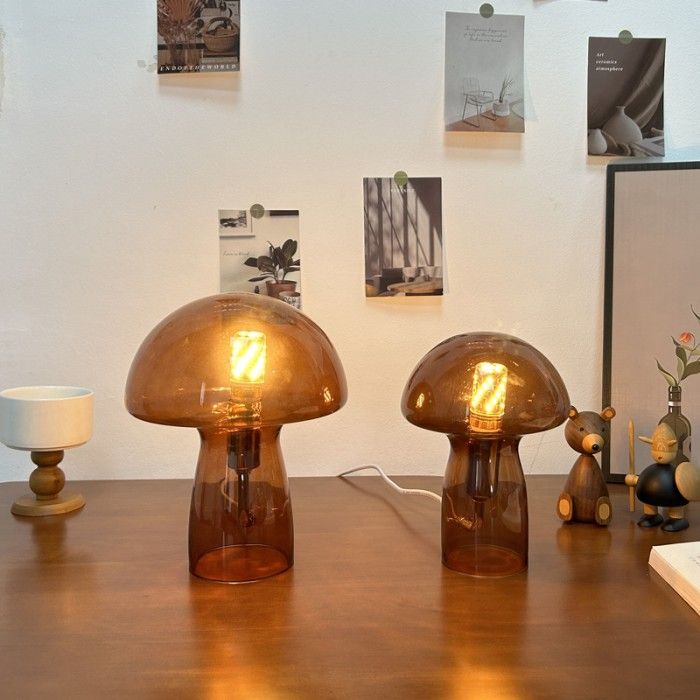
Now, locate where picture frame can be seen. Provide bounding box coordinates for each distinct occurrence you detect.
[602,160,700,482]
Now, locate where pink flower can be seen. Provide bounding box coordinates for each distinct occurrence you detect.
[679,331,695,346]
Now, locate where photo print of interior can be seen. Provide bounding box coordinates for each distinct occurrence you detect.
[363,177,444,297]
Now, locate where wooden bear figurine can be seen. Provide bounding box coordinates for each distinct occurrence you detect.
[625,423,700,532]
[557,406,615,526]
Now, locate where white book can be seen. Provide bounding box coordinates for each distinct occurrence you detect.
[648,542,700,616]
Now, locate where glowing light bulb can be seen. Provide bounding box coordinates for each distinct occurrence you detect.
[469,361,508,432]
[227,331,267,526]
[230,331,266,385]
[227,331,266,425]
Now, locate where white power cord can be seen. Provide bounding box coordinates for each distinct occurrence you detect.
[337,465,442,504]
[338,465,482,530]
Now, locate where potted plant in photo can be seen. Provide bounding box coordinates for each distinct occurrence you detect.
[244,239,300,299]
[493,74,514,117]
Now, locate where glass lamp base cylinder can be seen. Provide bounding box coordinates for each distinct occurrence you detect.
[189,426,293,583]
[442,435,527,577]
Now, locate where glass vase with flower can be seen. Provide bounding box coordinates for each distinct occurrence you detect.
[654,309,700,461]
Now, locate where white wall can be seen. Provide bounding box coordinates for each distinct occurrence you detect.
[0,1,698,482]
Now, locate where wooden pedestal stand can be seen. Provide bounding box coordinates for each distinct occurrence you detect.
[11,450,85,517]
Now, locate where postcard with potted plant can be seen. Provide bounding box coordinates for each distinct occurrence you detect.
[157,0,241,74]
[363,177,444,298]
[219,209,301,309]
[444,12,525,133]
[587,37,665,157]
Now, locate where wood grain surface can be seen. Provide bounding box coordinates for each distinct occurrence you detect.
[0,476,698,699]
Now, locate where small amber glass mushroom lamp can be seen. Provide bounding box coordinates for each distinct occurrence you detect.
[126,293,347,583]
[402,333,569,577]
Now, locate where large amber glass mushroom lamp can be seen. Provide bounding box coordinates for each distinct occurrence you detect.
[401,333,569,577]
[126,294,347,583]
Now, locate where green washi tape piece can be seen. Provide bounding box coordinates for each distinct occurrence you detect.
[480,3,494,19]
[394,171,409,188]
[250,204,265,219]
[618,30,633,45]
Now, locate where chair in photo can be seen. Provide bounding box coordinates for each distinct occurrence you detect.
[461,77,496,129]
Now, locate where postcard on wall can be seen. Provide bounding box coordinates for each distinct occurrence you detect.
[219,209,251,237]
[158,1,240,74]
[587,37,665,157]
[220,209,301,308]
[363,178,444,298]
[444,12,525,133]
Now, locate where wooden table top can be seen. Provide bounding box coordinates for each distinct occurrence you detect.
[1,475,698,698]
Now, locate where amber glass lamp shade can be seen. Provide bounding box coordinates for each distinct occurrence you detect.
[401,333,569,577]
[125,294,347,583]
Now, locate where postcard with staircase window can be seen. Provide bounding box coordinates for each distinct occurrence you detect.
[363,178,444,298]
[444,12,525,133]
